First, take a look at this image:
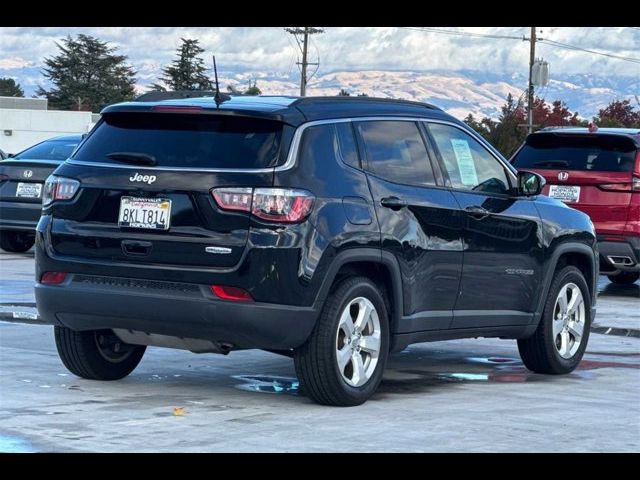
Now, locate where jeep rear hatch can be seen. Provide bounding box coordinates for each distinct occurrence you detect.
[48,111,286,268]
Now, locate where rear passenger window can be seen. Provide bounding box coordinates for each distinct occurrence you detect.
[299,123,360,168]
[298,123,361,170]
[335,123,360,169]
[356,121,436,186]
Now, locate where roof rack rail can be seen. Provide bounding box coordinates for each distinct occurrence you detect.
[134,90,229,102]
[539,126,586,131]
[291,96,441,111]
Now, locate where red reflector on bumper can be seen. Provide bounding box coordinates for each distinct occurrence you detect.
[41,272,67,285]
[211,285,253,302]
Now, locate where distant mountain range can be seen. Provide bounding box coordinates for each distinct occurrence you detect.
[217,70,639,121]
[7,67,638,121]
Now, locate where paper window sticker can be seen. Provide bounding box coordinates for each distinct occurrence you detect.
[450,138,478,186]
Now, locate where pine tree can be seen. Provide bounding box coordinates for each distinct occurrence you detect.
[244,80,261,96]
[156,38,213,91]
[337,89,350,96]
[0,77,24,97]
[225,80,261,96]
[36,34,137,112]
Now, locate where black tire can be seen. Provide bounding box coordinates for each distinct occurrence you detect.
[54,326,146,380]
[0,231,35,253]
[608,272,640,285]
[518,266,591,374]
[294,276,390,406]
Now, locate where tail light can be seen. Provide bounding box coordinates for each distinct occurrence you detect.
[0,174,8,183]
[211,187,315,223]
[211,188,253,212]
[40,272,67,285]
[151,106,204,114]
[43,175,80,206]
[599,176,640,192]
[211,285,253,302]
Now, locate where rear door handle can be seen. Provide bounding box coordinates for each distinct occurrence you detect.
[380,197,407,211]
[464,205,490,219]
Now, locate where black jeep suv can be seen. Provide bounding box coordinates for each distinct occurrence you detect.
[35,95,598,406]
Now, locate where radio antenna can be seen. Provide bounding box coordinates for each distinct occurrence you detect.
[213,55,221,108]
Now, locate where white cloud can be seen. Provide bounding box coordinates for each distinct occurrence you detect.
[0,27,638,81]
[0,56,33,69]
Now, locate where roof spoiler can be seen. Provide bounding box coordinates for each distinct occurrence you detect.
[134,90,231,103]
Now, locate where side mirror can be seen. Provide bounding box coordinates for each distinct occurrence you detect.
[8,153,14,158]
[517,170,546,196]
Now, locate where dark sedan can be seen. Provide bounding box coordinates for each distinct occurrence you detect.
[0,135,82,252]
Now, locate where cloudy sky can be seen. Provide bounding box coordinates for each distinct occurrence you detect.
[1,27,638,94]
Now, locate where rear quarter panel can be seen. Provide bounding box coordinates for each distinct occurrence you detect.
[533,195,598,304]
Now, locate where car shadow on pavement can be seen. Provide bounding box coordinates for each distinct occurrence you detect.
[598,282,640,298]
[225,347,639,402]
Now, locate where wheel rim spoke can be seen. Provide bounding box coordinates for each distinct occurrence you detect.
[351,351,366,386]
[339,307,354,337]
[354,299,372,331]
[567,320,583,341]
[558,331,571,357]
[557,285,569,314]
[359,333,380,355]
[337,345,352,372]
[552,317,564,337]
[567,287,583,315]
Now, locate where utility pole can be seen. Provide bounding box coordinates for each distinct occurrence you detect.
[527,26,537,134]
[285,27,324,96]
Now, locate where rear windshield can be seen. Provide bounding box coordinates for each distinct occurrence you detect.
[512,133,637,172]
[72,113,284,169]
[15,139,80,161]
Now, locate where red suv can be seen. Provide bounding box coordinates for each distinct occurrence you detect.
[511,127,640,285]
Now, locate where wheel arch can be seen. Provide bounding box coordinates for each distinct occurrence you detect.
[313,249,403,335]
[533,242,597,327]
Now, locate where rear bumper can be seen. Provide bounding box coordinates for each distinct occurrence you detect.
[598,236,640,273]
[35,274,319,350]
[0,200,41,232]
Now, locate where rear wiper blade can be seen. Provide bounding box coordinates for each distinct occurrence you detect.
[106,152,157,166]
[533,160,569,167]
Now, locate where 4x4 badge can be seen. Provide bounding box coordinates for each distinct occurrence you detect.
[558,171,569,181]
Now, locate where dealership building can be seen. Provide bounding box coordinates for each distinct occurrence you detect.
[0,96,99,155]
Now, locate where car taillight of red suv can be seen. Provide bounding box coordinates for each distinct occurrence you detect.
[511,127,640,285]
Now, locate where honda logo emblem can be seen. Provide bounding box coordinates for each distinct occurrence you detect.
[23,170,33,178]
[558,171,569,181]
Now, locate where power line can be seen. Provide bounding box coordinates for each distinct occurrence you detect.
[538,38,640,64]
[399,26,524,41]
[400,27,640,64]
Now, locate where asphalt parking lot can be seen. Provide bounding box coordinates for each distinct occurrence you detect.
[1,249,638,452]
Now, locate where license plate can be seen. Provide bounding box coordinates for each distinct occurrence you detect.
[548,185,581,203]
[16,182,42,198]
[118,197,171,230]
